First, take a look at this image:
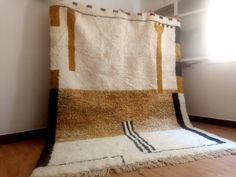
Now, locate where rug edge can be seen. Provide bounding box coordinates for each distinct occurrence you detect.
[31,148,236,177]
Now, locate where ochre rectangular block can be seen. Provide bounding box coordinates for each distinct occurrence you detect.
[56,89,179,141]
[50,6,60,26]
[50,70,59,89]
[176,76,183,93]
[176,43,182,62]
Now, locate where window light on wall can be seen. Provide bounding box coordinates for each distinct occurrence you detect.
[207,0,236,62]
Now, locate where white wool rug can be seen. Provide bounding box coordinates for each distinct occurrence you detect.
[31,0,236,176]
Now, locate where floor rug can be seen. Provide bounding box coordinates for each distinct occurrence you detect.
[31,0,236,176]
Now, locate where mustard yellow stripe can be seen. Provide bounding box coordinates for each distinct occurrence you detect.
[67,8,76,71]
[176,76,183,93]
[155,23,164,93]
[176,43,181,62]
[50,6,60,26]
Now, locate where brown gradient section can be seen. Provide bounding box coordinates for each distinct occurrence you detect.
[154,23,164,93]
[55,89,179,141]
[176,42,183,92]
[50,70,59,89]
[176,76,183,93]
[50,6,60,26]
[176,43,181,62]
[67,8,76,71]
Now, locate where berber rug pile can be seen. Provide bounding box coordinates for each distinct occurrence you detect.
[31,0,236,176]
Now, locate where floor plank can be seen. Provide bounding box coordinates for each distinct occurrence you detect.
[0,122,236,177]
[0,139,44,177]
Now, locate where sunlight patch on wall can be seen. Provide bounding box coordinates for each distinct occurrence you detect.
[207,0,236,62]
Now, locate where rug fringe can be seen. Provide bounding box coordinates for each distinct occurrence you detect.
[33,148,236,177]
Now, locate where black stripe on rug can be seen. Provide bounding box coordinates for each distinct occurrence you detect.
[122,122,147,152]
[47,155,126,167]
[172,93,225,144]
[126,121,155,153]
[129,121,156,152]
[36,89,59,167]
[122,121,156,153]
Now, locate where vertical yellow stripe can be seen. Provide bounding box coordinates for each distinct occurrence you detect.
[50,6,60,26]
[67,8,76,71]
[176,43,181,62]
[176,42,183,92]
[176,76,183,93]
[155,23,164,93]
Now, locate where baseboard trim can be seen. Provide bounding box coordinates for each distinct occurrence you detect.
[190,115,236,128]
[0,128,47,145]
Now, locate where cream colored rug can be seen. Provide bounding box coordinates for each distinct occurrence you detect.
[31,0,236,176]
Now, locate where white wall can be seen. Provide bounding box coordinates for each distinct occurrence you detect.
[179,0,236,121]
[0,0,50,135]
[183,62,236,121]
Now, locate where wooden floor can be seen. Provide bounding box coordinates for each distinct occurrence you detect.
[0,122,236,177]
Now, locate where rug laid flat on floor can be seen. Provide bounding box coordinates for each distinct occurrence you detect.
[31,0,236,176]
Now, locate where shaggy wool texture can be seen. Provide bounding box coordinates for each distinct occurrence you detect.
[31,0,236,176]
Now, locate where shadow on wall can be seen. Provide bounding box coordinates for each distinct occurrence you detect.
[12,0,50,132]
